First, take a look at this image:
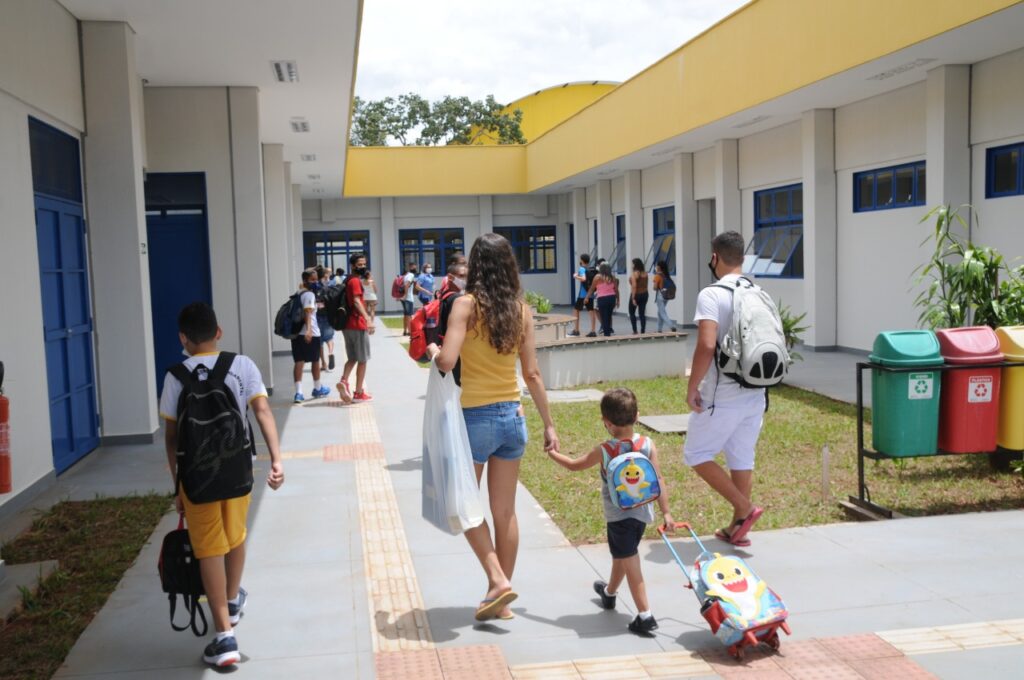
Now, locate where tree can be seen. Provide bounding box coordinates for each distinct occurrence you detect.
[349,93,524,146]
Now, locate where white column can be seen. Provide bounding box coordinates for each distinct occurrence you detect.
[290,183,303,281]
[674,153,699,323]
[624,170,644,270]
[595,179,614,258]
[262,144,290,354]
[228,87,272,381]
[926,65,971,221]
[802,109,838,349]
[714,139,741,234]
[380,197,397,313]
[478,195,493,239]
[81,21,157,439]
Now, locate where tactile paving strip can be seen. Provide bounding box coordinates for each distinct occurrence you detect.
[349,402,382,442]
[375,649,444,680]
[878,618,1024,655]
[438,644,513,680]
[324,442,385,461]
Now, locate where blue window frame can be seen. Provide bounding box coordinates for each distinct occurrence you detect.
[494,225,557,273]
[304,230,370,273]
[854,161,926,212]
[398,228,464,274]
[986,142,1024,198]
[646,206,675,274]
[746,183,803,278]
[609,214,627,273]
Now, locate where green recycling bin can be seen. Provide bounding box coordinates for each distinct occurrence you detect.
[870,330,943,457]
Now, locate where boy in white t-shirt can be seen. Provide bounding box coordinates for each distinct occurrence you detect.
[683,231,765,547]
[159,302,284,667]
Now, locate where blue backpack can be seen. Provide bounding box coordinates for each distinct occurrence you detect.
[273,293,306,339]
[601,435,661,510]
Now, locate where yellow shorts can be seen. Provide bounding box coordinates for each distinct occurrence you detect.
[180,488,251,559]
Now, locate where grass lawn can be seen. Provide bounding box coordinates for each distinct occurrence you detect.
[520,376,1024,544]
[380,316,405,330]
[0,494,171,680]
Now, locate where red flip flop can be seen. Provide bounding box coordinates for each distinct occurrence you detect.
[714,527,752,547]
[729,506,764,544]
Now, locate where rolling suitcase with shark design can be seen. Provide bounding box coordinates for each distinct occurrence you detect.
[659,522,790,659]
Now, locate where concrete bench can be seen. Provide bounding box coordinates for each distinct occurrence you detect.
[534,331,689,389]
[532,313,577,342]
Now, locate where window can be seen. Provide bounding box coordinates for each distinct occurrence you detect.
[645,206,675,274]
[303,230,370,272]
[609,214,627,274]
[746,183,803,278]
[854,161,926,211]
[494,226,557,273]
[398,228,464,274]
[987,142,1024,198]
[29,117,82,203]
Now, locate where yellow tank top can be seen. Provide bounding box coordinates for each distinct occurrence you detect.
[460,295,522,408]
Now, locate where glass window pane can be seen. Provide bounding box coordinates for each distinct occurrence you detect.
[876,170,893,207]
[857,173,874,210]
[917,166,926,203]
[993,150,1019,194]
[894,167,915,205]
[774,191,790,219]
[758,193,771,220]
[791,187,803,216]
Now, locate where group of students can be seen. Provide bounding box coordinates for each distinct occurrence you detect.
[157,230,769,667]
[570,255,678,337]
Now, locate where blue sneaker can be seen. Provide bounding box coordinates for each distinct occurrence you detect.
[203,634,240,667]
[312,385,330,399]
[293,392,304,404]
[228,587,247,625]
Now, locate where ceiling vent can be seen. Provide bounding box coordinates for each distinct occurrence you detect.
[651,145,685,158]
[867,58,936,81]
[308,174,321,180]
[290,118,310,133]
[733,114,771,129]
[299,153,317,162]
[596,168,619,177]
[271,60,299,83]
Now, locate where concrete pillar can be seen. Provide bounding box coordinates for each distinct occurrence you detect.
[714,139,741,233]
[290,183,303,282]
[624,170,644,270]
[478,195,493,239]
[262,144,290,354]
[380,197,397,313]
[595,180,614,258]
[926,65,971,226]
[801,109,838,349]
[81,21,157,440]
[227,87,272,384]
[674,153,699,323]
[282,162,296,284]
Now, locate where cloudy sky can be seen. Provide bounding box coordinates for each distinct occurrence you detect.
[355,0,749,104]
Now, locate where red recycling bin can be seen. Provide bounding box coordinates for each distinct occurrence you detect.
[936,327,1003,453]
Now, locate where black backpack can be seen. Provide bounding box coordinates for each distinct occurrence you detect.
[273,293,306,339]
[158,514,207,636]
[584,266,598,292]
[322,282,350,329]
[168,352,254,505]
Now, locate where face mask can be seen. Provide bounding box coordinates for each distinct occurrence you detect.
[353,266,367,277]
[452,276,466,291]
[424,268,432,276]
[707,258,718,281]
[309,281,322,291]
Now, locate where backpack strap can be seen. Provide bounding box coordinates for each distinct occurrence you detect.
[208,352,236,385]
[168,362,194,388]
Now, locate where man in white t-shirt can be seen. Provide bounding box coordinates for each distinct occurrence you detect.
[683,231,765,548]
[291,270,327,403]
[401,262,417,336]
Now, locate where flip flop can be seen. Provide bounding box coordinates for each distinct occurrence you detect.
[729,506,764,544]
[497,610,515,620]
[475,591,518,621]
[714,527,752,547]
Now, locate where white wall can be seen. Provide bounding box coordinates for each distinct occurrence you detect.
[693,147,716,200]
[641,161,674,207]
[610,176,625,214]
[144,87,242,351]
[738,122,801,190]
[835,83,926,172]
[971,48,1024,264]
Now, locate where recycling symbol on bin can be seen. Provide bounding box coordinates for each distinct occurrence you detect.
[914,380,930,395]
[974,383,989,399]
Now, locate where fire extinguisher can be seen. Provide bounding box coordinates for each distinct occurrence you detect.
[0,361,11,494]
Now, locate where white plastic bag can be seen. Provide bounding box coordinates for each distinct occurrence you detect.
[422,360,484,534]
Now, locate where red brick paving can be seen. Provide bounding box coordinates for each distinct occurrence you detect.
[817,633,904,661]
[847,656,939,679]
[375,648,444,680]
[438,644,513,680]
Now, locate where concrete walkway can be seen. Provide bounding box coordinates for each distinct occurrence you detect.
[4,318,1022,678]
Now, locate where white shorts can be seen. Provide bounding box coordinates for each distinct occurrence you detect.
[683,396,765,470]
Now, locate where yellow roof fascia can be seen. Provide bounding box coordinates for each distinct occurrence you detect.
[343,144,527,197]
[526,0,1019,190]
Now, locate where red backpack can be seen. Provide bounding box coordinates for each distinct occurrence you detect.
[408,291,459,362]
[391,274,406,300]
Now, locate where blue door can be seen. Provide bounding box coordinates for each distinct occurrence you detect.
[35,197,100,472]
[146,209,212,393]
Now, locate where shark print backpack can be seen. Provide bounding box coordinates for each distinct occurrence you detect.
[601,434,661,510]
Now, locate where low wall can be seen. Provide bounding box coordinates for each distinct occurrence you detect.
[535,333,689,389]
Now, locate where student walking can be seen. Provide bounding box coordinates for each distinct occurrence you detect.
[427,233,560,622]
[653,261,677,333]
[337,253,375,404]
[586,263,619,337]
[684,231,765,547]
[316,266,337,373]
[159,302,284,668]
[569,253,597,337]
[415,262,436,306]
[546,387,673,636]
[400,262,417,335]
[292,270,328,403]
[628,258,649,334]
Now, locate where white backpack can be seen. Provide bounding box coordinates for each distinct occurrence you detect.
[713,277,790,388]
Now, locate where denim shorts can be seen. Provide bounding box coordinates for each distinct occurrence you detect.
[401,300,414,315]
[463,401,528,465]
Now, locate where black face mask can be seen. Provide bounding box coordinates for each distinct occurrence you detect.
[707,258,719,281]
[353,266,367,277]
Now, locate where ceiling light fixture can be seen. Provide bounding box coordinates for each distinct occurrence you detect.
[271,60,299,83]
[299,154,317,162]
[596,168,619,177]
[651,145,685,157]
[866,58,936,81]
[290,118,310,133]
[732,114,771,129]
[308,174,321,180]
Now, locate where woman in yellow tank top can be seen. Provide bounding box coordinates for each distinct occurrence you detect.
[429,233,560,622]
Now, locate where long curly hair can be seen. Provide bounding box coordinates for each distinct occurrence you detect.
[466,233,523,354]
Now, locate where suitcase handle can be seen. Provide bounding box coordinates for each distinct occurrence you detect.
[657,521,691,534]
